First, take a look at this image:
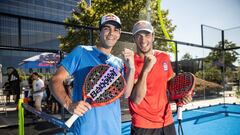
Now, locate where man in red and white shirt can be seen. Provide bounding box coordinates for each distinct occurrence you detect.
[122,20,192,135]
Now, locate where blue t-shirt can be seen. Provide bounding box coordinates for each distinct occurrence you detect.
[60,45,124,135]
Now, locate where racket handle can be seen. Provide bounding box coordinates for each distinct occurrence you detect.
[177,106,183,120]
[65,114,79,128]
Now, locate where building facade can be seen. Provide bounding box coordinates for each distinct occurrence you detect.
[0,0,79,75]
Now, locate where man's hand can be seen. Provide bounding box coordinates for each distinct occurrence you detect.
[66,101,92,116]
[142,54,156,73]
[122,48,135,70]
[182,93,193,105]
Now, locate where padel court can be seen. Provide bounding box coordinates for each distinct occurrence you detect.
[121,104,240,135]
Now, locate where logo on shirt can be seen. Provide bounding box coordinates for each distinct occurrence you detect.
[163,62,168,71]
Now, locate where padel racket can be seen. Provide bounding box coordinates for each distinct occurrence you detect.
[65,64,126,128]
[168,72,196,107]
[167,72,196,135]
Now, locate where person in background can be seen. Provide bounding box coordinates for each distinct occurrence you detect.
[50,95,60,114]
[44,79,52,114]
[27,74,34,107]
[0,64,2,89]
[122,20,192,135]
[3,67,21,104]
[48,79,60,114]
[49,13,124,135]
[32,72,44,112]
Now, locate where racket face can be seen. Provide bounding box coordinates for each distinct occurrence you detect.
[168,72,195,101]
[82,64,126,107]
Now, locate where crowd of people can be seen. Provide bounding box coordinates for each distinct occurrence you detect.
[1,68,72,115]
[26,72,72,114]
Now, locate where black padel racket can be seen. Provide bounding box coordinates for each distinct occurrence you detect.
[65,64,126,128]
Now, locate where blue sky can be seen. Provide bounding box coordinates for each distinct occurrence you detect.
[161,0,240,60]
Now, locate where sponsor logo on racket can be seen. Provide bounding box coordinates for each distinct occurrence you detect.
[88,67,121,100]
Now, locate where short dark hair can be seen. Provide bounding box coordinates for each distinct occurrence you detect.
[32,72,43,79]
[32,72,39,76]
[7,67,15,70]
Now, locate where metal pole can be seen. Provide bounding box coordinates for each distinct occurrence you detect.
[18,18,21,47]
[201,24,203,46]
[175,42,178,75]
[221,30,225,105]
[87,0,92,45]
[221,30,228,115]
[90,29,93,45]
[147,0,151,21]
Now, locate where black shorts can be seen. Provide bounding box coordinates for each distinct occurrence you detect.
[131,123,176,135]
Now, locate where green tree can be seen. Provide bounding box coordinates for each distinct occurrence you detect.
[196,67,222,83]
[181,53,192,60]
[196,40,238,83]
[206,40,238,70]
[58,0,176,52]
[178,53,195,73]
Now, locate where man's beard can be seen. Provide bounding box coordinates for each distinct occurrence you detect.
[138,46,152,55]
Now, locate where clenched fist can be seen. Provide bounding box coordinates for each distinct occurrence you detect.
[122,48,135,70]
[142,54,156,73]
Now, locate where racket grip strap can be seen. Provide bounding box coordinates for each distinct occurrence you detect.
[177,106,183,120]
[65,114,79,128]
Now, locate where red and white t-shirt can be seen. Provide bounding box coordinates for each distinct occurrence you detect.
[129,50,174,128]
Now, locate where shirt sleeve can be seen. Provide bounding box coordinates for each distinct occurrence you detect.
[39,79,45,89]
[59,46,83,75]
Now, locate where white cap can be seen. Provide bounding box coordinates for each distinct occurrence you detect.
[100,13,121,29]
[132,20,153,35]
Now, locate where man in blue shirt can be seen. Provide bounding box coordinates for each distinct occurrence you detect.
[50,13,123,135]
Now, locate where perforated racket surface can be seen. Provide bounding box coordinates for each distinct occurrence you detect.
[168,72,196,106]
[65,64,126,128]
[83,64,126,106]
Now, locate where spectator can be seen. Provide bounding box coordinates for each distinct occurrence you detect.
[0,64,2,88]
[50,93,60,114]
[3,67,21,104]
[44,79,52,113]
[32,72,44,112]
[27,74,34,107]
